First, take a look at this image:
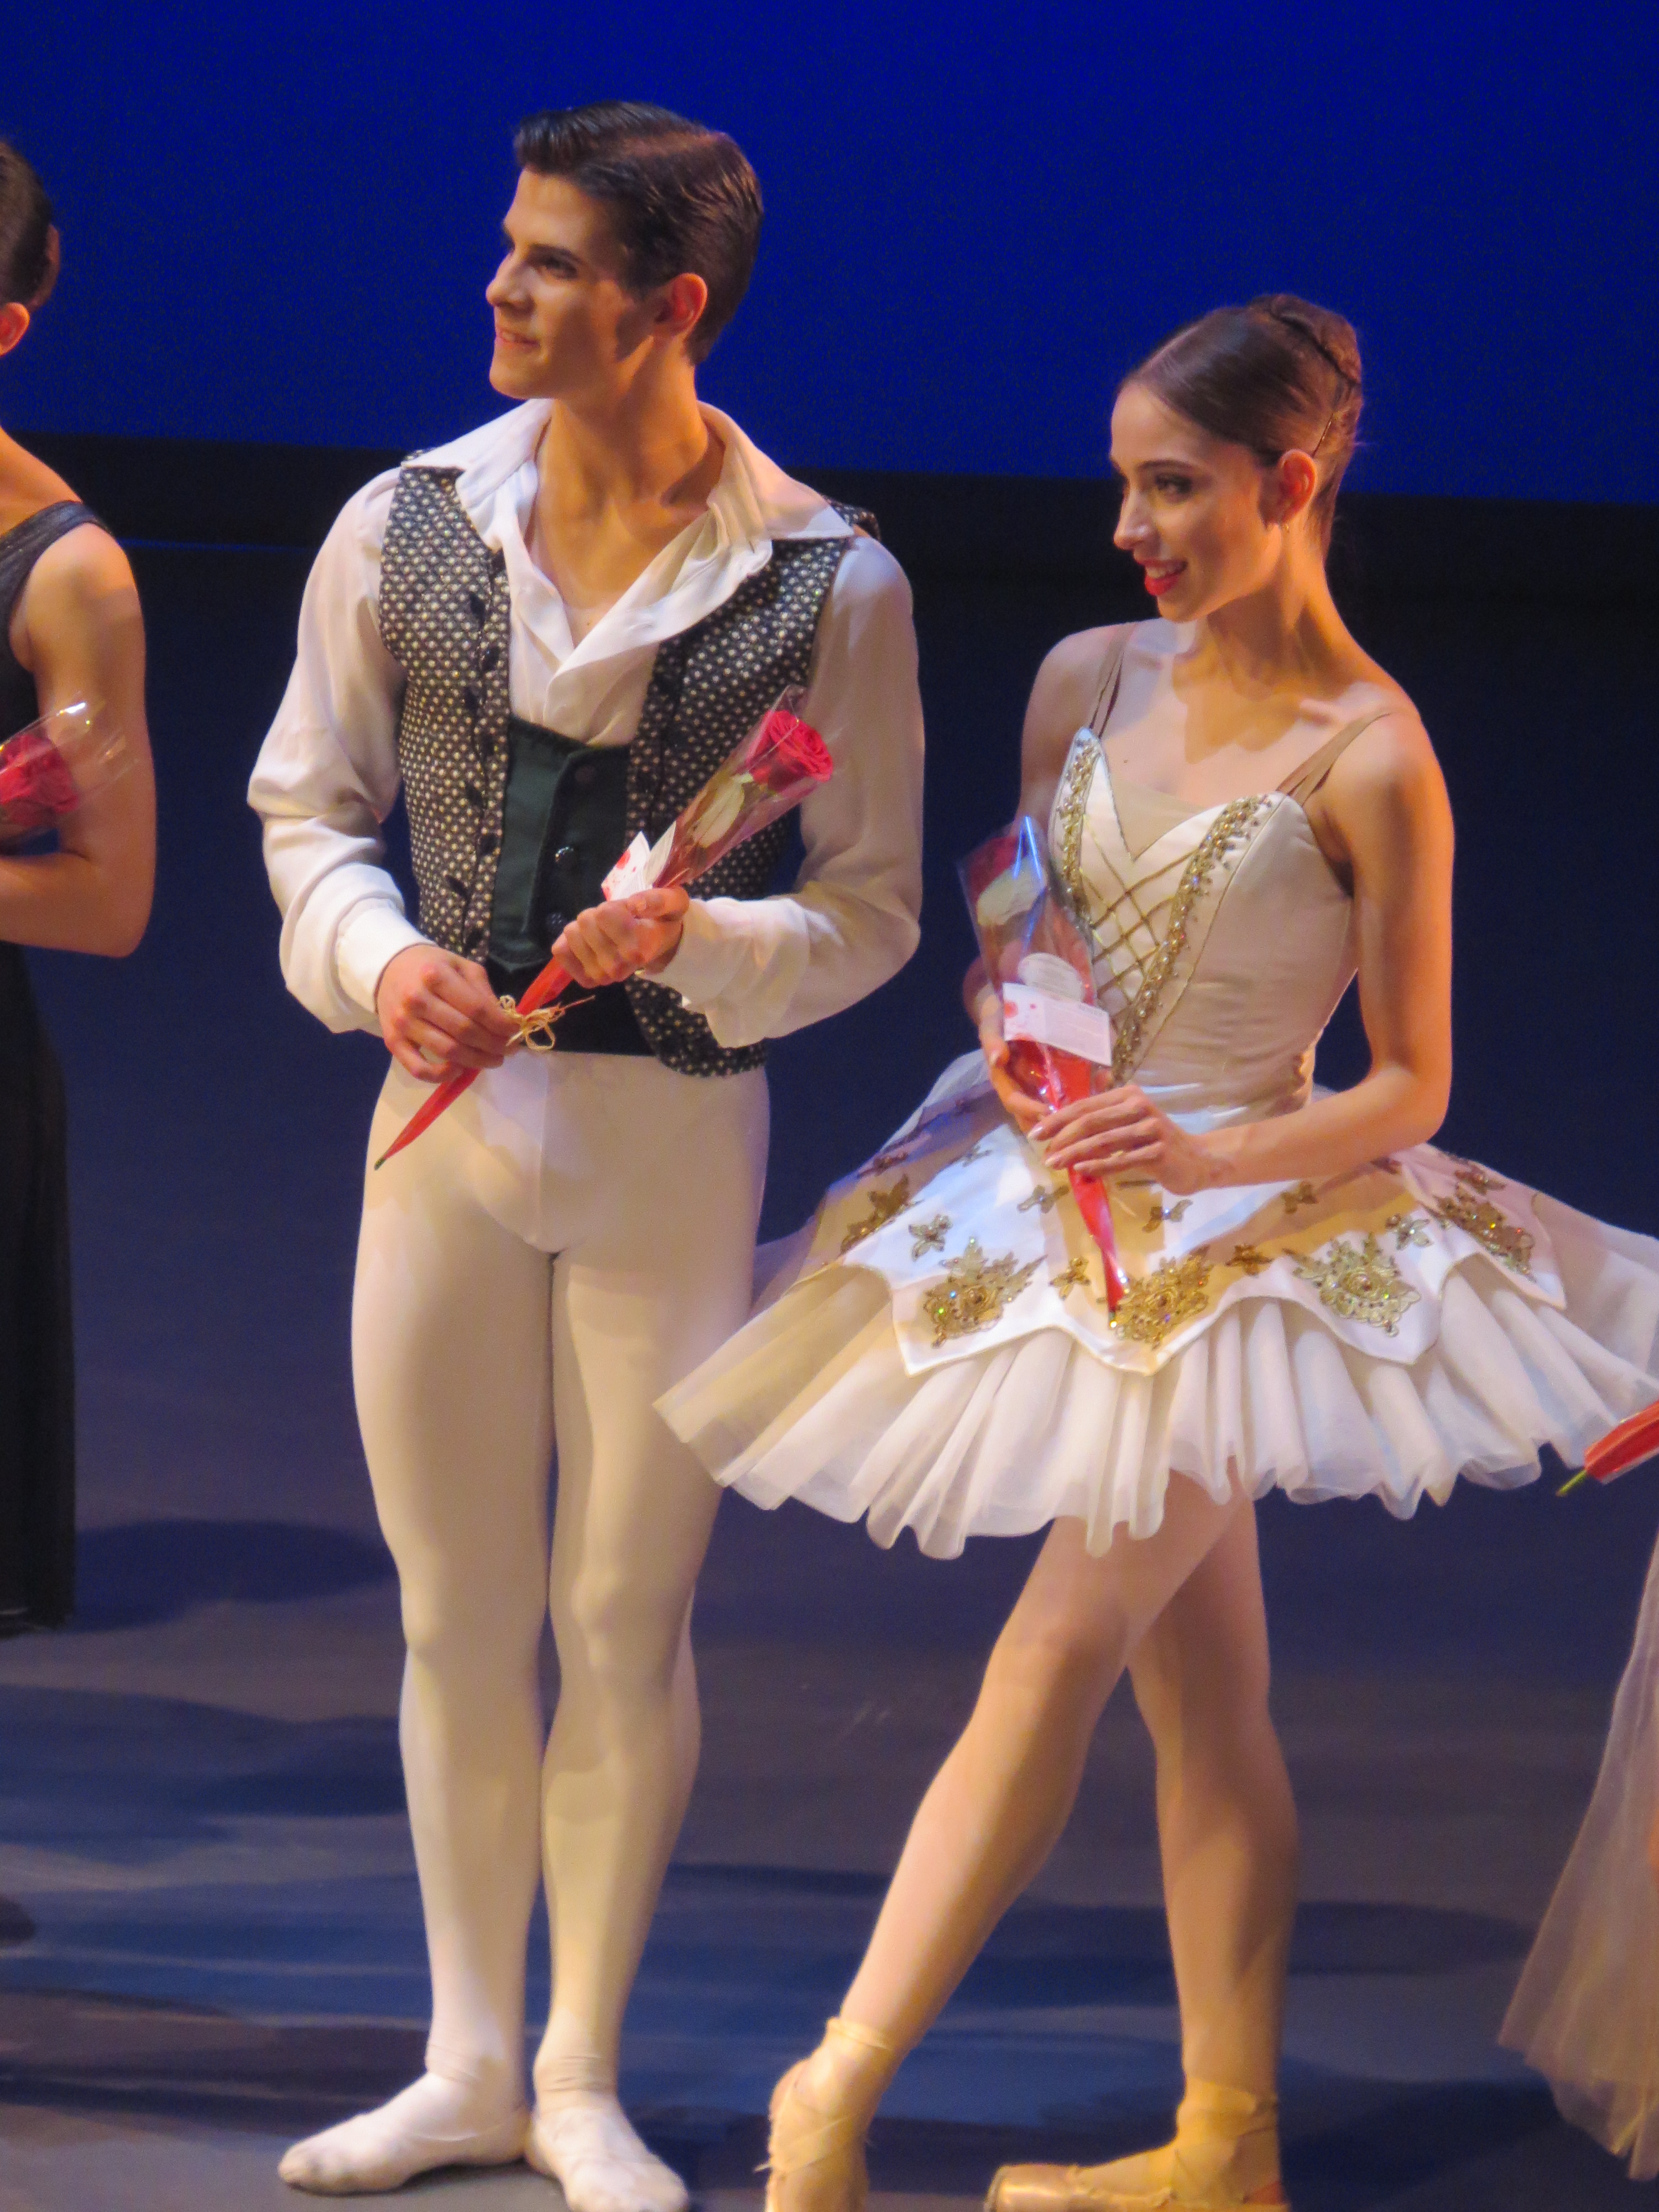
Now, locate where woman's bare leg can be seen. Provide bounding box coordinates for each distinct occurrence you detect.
[766,1476,1251,2212]
[987,1511,1296,2206]
[1129,1502,1297,2098]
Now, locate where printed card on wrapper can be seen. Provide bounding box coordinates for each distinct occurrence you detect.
[375,689,836,1168]
[959,815,1128,1308]
[0,701,129,848]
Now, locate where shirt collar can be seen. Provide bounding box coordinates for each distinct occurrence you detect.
[411,399,851,551]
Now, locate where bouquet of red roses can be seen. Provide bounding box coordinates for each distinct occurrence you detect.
[376,689,835,1167]
[959,815,1128,1309]
[0,700,128,847]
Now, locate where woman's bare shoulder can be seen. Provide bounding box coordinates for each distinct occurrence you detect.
[1026,621,1139,742]
[1324,691,1447,827]
[25,519,138,607]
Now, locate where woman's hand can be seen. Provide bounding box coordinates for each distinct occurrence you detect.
[554,886,690,988]
[1034,1082,1218,1194]
[975,988,1045,1131]
[376,945,519,1082]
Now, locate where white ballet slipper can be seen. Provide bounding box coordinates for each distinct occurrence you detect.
[278,2070,528,2194]
[526,2091,689,2212]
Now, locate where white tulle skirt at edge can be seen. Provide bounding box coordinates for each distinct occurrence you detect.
[1501,1527,1659,2177]
[662,1190,1659,1562]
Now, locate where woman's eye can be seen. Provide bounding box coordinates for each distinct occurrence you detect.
[1154,475,1192,496]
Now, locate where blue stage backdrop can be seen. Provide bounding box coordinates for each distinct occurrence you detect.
[3,2,1655,501]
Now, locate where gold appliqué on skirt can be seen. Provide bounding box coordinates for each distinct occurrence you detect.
[1431,1191,1536,1276]
[1295,1233,1421,1334]
[1109,1252,1216,1348]
[840,1177,913,1254]
[925,1240,1042,1345]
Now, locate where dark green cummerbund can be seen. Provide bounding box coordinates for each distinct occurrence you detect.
[486,715,651,1056]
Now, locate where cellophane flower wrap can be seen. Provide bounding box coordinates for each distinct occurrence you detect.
[644,684,833,891]
[959,815,1128,1307]
[374,689,835,1168]
[0,701,127,848]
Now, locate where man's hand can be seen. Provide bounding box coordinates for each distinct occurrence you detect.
[376,945,520,1083]
[554,886,690,989]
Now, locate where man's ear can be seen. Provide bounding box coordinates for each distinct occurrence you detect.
[0,301,31,359]
[1264,448,1319,529]
[654,270,709,351]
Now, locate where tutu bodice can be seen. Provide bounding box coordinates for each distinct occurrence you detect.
[1056,744,1355,1129]
[661,625,1659,1559]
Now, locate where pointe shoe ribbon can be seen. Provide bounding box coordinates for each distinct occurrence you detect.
[986,2081,1286,2212]
[763,2017,900,2212]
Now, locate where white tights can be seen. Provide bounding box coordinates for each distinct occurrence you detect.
[281,1053,766,2199]
[774,1480,1298,2208]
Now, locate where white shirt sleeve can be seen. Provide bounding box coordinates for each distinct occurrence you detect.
[648,534,925,1047]
[247,473,429,1035]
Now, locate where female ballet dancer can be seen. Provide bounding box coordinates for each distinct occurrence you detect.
[663,296,1659,2211]
[0,139,154,1630]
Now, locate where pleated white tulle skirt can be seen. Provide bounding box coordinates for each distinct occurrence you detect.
[662,1076,1659,1560]
[1501,1527,1659,2176]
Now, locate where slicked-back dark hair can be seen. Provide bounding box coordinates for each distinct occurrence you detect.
[513,102,761,365]
[1125,295,1364,550]
[0,139,54,310]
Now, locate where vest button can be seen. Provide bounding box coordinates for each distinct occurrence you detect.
[462,685,481,714]
[572,762,597,789]
[478,644,500,673]
[467,591,487,622]
[445,873,468,899]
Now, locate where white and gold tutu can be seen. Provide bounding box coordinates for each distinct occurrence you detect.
[662,628,1659,1558]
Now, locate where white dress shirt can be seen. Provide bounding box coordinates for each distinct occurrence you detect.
[249,402,925,1050]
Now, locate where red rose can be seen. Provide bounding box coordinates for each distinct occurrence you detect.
[745,708,833,796]
[0,726,81,832]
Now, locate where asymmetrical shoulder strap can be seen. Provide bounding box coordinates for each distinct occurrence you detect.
[1277,706,1393,806]
[1087,625,1135,738]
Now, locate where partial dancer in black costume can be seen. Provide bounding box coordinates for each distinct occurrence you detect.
[0,141,155,1631]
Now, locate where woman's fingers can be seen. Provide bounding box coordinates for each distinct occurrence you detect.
[1045,1128,1161,1171]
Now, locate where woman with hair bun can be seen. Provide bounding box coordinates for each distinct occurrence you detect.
[661,295,1659,2209]
[0,139,155,1632]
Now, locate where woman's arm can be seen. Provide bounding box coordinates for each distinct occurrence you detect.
[1039,710,1455,1190]
[0,524,155,956]
[967,627,1124,1128]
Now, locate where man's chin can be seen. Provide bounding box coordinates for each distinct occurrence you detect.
[488,348,551,399]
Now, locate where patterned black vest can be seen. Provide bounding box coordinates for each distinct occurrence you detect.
[378,465,870,1077]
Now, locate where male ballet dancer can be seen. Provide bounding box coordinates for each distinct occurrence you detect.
[250,103,922,2201]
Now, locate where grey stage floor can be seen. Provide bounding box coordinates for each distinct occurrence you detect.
[3,546,1659,2208]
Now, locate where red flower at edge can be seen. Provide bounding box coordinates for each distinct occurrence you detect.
[0,726,80,832]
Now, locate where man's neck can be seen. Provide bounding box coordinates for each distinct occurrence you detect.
[537,359,718,523]
[527,358,729,620]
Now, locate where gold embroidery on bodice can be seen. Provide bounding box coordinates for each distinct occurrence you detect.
[1054,731,1276,1083]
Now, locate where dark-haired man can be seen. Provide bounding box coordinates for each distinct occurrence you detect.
[251,103,922,2201]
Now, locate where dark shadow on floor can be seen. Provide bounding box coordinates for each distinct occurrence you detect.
[71,1519,394,1631]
